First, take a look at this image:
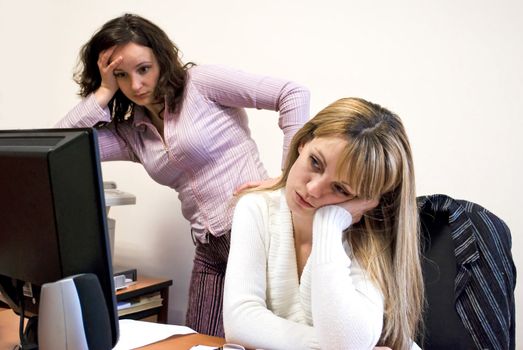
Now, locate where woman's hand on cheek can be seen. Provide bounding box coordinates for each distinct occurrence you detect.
[337,197,380,224]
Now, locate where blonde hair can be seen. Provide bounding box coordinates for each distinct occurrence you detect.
[271,97,423,349]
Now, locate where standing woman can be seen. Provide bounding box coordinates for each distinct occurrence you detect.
[55,13,310,337]
[224,97,423,349]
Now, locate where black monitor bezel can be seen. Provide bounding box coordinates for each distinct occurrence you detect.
[0,128,119,347]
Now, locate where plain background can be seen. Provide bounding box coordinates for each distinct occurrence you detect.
[1,0,521,346]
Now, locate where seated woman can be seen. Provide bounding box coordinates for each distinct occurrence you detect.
[223,97,423,350]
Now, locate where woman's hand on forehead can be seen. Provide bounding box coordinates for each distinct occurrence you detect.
[94,46,123,107]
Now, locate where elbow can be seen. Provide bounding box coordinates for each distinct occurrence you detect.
[312,299,383,349]
[278,83,311,114]
[222,292,244,344]
[223,305,250,347]
[286,83,311,105]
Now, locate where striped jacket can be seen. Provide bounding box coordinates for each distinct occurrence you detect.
[418,194,516,350]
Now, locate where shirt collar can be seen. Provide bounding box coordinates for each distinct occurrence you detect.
[418,194,480,267]
[131,98,169,129]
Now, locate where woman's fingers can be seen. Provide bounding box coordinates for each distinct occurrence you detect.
[96,46,123,95]
[93,46,123,107]
[98,47,123,74]
[107,55,123,70]
[233,177,280,196]
[338,197,380,224]
[98,46,116,66]
[233,181,260,195]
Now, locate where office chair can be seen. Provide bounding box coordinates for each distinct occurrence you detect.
[417,194,516,350]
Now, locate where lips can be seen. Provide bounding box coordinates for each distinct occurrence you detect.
[295,191,314,209]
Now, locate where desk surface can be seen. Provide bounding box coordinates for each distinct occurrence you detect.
[0,308,225,350]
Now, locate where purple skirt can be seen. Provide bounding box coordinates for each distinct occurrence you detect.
[185,231,230,337]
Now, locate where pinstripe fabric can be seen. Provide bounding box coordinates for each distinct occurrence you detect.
[56,64,310,244]
[56,65,309,337]
[418,194,516,350]
[185,232,230,337]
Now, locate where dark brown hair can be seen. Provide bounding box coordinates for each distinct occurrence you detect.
[74,13,193,122]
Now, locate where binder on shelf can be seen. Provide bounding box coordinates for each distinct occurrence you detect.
[117,292,163,317]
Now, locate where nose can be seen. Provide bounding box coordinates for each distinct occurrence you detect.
[306,175,327,198]
[130,74,143,92]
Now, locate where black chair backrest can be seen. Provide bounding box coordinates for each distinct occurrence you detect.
[419,208,475,349]
[417,194,516,350]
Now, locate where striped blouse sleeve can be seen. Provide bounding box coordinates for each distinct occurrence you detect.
[190,65,310,169]
[55,94,134,161]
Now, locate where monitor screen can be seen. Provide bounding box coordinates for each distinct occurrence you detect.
[0,128,119,347]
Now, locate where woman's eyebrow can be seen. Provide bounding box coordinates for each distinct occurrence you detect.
[315,148,327,167]
[113,61,153,72]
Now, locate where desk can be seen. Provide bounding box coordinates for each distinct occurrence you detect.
[0,309,225,350]
[117,276,173,323]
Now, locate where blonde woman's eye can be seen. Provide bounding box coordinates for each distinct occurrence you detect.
[334,184,355,198]
[310,156,321,170]
[334,184,348,195]
[113,71,126,78]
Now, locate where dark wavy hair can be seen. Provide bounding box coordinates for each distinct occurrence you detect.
[74,13,193,122]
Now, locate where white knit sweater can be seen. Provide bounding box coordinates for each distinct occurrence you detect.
[223,189,385,350]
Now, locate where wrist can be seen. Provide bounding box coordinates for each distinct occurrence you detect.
[311,206,352,265]
[94,86,116,108]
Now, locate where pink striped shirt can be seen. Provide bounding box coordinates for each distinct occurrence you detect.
[56,65,310,243]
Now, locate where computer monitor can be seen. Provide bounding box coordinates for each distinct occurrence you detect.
[0,128,119,348]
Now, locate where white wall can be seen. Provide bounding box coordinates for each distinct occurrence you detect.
[1,0,521,345]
